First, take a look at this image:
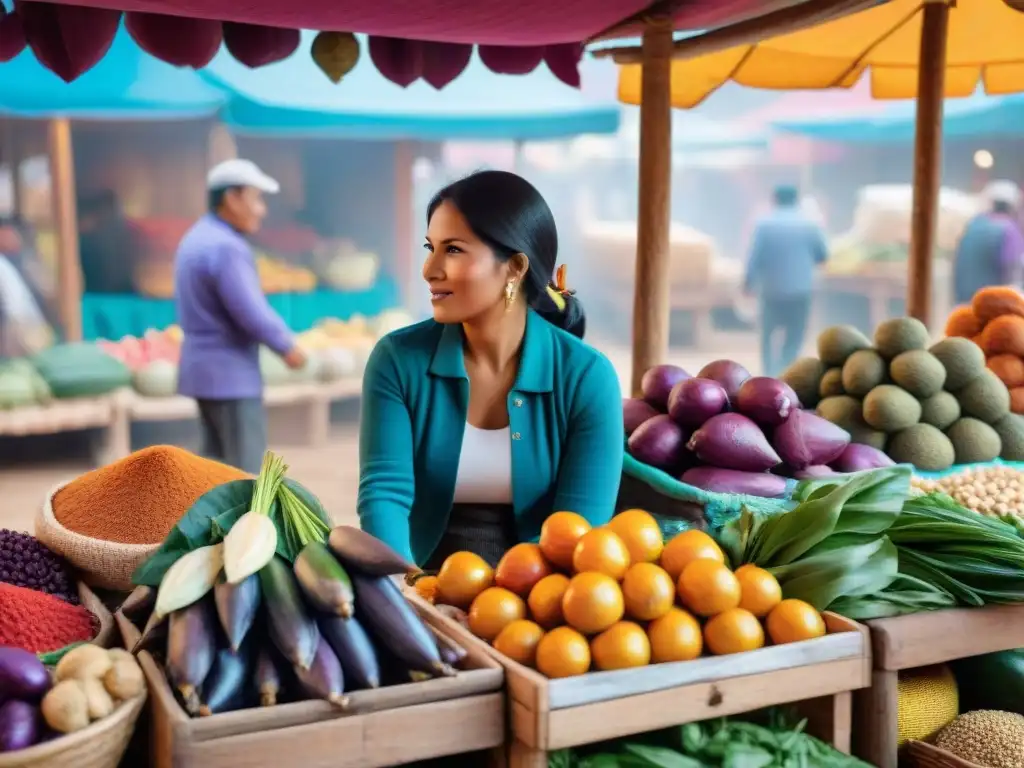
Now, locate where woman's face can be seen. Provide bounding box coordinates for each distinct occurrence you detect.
[423,200,519,324]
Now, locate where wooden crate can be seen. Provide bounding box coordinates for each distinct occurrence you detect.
[116,599,506,768]
[855,604,1024,768]
[411,595,870,768]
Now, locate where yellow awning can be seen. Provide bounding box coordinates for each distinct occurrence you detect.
[618,0,1024,107]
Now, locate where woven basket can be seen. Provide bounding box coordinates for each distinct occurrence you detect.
[0,693,145,768]
[907,741,986,768]
[35,481,160,592]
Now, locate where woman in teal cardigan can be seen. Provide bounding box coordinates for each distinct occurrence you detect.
[358,170,624,568]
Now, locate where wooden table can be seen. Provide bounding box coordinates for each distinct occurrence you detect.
[0,392,123,465]
[855,604,1024,768]
[112,378,362,459]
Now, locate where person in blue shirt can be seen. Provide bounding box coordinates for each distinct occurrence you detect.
[953,180,1024,304]
[358,170,624,568]
[175,159,306,474]
[744,185,829,377]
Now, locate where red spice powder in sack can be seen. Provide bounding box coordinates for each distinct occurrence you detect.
[0,582,98,653]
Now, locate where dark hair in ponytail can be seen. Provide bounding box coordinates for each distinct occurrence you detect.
[426,170,586,338]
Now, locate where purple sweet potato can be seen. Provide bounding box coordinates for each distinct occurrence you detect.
[668,378,729,428]
[686,413,781,471]
[773,409,851,470]
[736,376,801,427]
[682,466,789,498]
[830,443,896,472]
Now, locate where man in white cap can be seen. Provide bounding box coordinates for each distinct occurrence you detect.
[953,180,1024,304]
[174,159,306,473]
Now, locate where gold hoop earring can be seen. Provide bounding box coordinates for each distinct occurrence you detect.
[504,280,517,312]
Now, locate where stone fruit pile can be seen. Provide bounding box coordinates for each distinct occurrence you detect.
[946,286,1024,417]
[782,319,1024,471]
[419,509,829,678]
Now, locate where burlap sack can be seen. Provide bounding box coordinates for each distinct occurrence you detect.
[36,481,159,592]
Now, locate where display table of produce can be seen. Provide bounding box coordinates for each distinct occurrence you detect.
[420,593,868,767]
[854,604,1024,768]
[103,451,505,768]
[117,377,362,455]
[115,605,503,768]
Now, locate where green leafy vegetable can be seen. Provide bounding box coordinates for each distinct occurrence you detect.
[131,476,332,587]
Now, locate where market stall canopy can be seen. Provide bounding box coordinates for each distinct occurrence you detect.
[0,0,894,89]
[0,23,225,118]
[198,33,621,141]
[774,92,1024,142]
[616,0,1024,108]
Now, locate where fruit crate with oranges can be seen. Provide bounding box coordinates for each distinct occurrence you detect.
[408,510,872,768]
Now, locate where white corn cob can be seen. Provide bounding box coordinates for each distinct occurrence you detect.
[154,543,224,620]
[223,511,279,584]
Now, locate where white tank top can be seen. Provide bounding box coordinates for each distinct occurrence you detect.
[452,423,514,504]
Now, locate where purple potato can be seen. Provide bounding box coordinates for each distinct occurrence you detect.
[668,378,729,428]
[640,365,690,410]
[687,412,781,472]
[628,414,689,471]
[773,409,851,470]
[623,398,661,436]
[697,360,751,403]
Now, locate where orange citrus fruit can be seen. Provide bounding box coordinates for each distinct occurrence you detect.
[436,551,494,609]
[572,528,631,580]
[766,599,826,645]
[539,511,592,570]
[535,626,591,678]
[495,543,554,597]
[561,572,625,635]
[527,573,571,629]
[647,607,703,663]
[606,509,664,564]
[621,562,675,621]
[735,565,783,618]
[703,608,765,655]
[493,619,545,667]
[590,621,651,671]
[677,559,741,617]
[660,529,725,581]
[733,564,757,577]
[412,574,439,604]
[467,586,526,642]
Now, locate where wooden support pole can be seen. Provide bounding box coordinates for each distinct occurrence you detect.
[630,17,673,396]
[906,1,949,326]
[49,117,83,342]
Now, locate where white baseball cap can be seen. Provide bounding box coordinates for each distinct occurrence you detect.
[206,159,280,194]
[984,180,1022,208]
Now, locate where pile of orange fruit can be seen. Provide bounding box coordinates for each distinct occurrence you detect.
[416,509,828,679]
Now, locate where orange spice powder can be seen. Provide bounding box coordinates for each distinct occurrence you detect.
[52,445,250,545]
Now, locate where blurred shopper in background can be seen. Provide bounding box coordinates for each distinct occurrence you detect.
[78,190,138,294]
[0,217,56,358]
[174,159,306,474]
[953,180,1024,305]
[744,184,829,377]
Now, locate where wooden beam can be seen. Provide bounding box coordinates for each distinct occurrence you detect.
[592,0,877,63]
[906,1,949,326]
[49,118,83,342]
[630,17,674,396]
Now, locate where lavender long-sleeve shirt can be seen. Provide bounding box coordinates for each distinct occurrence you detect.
[174,214,294,400]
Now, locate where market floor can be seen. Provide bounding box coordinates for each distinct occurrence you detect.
[0,335,771,534]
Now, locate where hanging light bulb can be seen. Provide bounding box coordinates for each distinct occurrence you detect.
[974,149,994,169]
[311,31,360,84]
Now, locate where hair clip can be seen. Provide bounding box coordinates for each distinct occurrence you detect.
[545,265,573,311]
